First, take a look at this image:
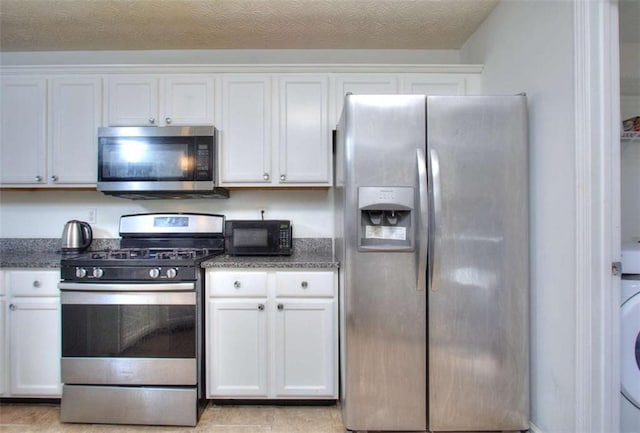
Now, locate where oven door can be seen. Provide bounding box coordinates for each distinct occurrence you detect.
[60,284,197,386]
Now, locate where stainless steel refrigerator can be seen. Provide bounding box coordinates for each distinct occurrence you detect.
[334,94,529,432]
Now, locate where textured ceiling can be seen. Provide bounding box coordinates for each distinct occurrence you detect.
[0,0,499,52]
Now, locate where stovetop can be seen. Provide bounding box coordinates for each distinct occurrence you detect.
[60,247,225,282]
[60,212,226,282]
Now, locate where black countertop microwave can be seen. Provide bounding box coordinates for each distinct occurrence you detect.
[97,125,228,199]
[225,220,292,256]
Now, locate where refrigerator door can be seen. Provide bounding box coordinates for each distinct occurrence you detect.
[426,95,529,431]
[338,94,427,431]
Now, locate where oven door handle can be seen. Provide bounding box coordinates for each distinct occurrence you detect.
[61,291,196,305]
[58,282,194,292]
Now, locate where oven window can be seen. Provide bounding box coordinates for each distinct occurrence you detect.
[62,304,195,358]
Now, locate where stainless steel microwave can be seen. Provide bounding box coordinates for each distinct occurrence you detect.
[97,126,228,199]
[225,220,293,256]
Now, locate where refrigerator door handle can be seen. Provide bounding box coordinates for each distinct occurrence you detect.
[429,148,442,291]
[416,148,429,291]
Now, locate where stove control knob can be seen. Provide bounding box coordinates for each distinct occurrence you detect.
[75,268,87,278]
[92,268,104,278]
[149,268,161,279]
[166,268,177,279]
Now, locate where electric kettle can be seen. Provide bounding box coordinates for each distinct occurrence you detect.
[61,220,93,253]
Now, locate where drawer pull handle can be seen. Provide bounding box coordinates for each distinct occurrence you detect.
[301,281,308,289]
[9,303,16,311]
[258,304,265,311]
[33,280,41,288]
[277,303,284,311]
[233,280,241,289]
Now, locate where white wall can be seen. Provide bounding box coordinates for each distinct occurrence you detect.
[461,2,576,432]
[0,189,333,239]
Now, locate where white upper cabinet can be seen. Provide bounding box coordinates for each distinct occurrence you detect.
[106,75,214,126]
[400,74,466,95]
[220,74,331,187]
[333,74,399,124]
[49,76,102,184]
[162,75,215,126]
[106,75,158,126]
[220,75,272,184]
[278,75,330,184]
[0,77,47,184]
[0,75,102,186]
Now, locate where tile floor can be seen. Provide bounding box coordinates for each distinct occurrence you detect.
[0,401,346,433]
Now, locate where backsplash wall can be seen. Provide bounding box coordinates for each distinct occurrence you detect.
[0,189,333,239]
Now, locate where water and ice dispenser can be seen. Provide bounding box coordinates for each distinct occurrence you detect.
[358,186,415,251]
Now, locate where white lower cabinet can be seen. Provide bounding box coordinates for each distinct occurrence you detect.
[273,298,335,397]
[206,269,338,399]
[4,270,61,397]
[208,298,269,397]
[0,270,5,396]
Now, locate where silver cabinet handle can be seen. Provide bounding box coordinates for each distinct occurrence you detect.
[9,303,16,311]
[165,117,172,124]
[258,304,265,311]
[280,174,286,181]
[301,281,308,289]
[263,173,270,181]
[50,175,58,182]
[35,175,42,182]
[148,117,156,125]
[33,280,41,288]
[233,280,241,289]
[277,303,284,311]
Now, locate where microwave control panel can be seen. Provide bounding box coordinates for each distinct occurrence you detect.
[279,226,292,249]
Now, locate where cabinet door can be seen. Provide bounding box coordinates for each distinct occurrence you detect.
[278,76,330,185]
[9,299,61,396]
[49,76,102,184]
[220,75,272,184]
[273,299,336,397]
[0,77,47,184]
[0,297,5,396]
[400,74,465,95]
[106,76,159,126]
[333,74,399,125]
[207,298,268,397]
[163,75,215,126]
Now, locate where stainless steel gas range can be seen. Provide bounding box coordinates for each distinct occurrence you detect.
[58,213,224,427]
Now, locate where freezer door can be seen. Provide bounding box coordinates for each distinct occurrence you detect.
[426,95,529,431]
[339,94,427,432]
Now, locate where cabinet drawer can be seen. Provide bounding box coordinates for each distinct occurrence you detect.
[9,270,60,297]
[209,272,268,297]
[275,272,334,297]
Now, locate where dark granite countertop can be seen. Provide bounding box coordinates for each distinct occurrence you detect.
[0,238,339,270]
[0,250,64,269]
[202,251,338,269]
